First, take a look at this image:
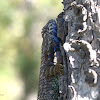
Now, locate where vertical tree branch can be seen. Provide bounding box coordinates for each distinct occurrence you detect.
[57,0,100,99]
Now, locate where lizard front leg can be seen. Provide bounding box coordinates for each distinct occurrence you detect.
[44,63,64,78]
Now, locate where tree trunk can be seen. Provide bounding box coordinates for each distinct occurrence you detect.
[57,0,100,99]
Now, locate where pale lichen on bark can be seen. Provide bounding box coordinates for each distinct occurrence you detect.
[58,0,100,100]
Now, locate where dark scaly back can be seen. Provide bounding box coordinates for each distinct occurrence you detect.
[37,19,60,100]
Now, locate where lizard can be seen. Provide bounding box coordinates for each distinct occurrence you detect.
[37,19,64,100]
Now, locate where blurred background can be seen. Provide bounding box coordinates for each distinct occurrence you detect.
[0,0,63,100]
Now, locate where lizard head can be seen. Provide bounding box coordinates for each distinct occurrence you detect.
[41,19,57,38]
[48,19,57,36]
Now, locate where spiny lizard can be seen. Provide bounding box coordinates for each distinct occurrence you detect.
[37,19,64,100]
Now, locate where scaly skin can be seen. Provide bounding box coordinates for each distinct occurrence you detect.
[37,19,64,100]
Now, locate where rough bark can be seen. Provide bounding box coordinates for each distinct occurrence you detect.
[57,0,100,100]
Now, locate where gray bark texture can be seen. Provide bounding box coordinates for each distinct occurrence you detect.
[57,0,100,100]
